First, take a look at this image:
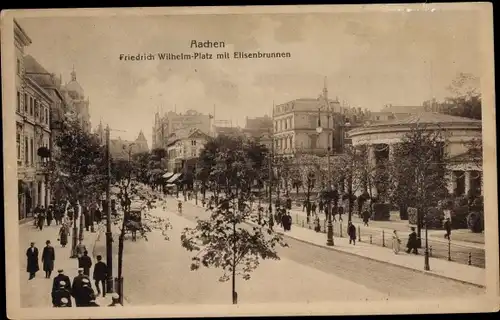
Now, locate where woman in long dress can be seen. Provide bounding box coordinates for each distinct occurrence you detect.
[58,225,68,247]
[392,230,401,254]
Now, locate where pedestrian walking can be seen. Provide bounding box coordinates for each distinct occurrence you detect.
[392,230,402,254]
[37,207,46,231]
[311,202,317,215]
[58,225,68,248]
[52,281,72,307]
[108,293,123,307]
[52,269,71,292]
[26,242,39,280]
[406,227,419,254]
[362,210,370,226]
[76,241,87,258]
[287,212,292,231]
[443,217,452,240]
[93,255,107,297]
[314,215,321,232]
[46,205,54,226]
[338,207,344,222]
[281,213,288,231]
[71,268,90,307]
[42,240,55,278]
[347,221,356,245]
[78,251,92,277]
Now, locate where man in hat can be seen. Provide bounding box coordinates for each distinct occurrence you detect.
[26,242,39,280]
[59,297,71,308]
[52,281,72,307]
[42,240,55,278]
[78,250,92,277]
[93,255,107,297]
[71,268,90,306]
[79,278,97,307]
[108,293,123,307]
[406,227,419,254]
[52,269,71,292]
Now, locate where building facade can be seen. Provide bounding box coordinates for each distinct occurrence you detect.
[152,109,213,149]
[15,19,34,220]
[348,112,483,198]
[166,128,210,173]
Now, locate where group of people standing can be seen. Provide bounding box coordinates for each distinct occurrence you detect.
[33,205,65,230]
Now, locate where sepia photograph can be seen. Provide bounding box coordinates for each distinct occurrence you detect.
[1,3,498,319]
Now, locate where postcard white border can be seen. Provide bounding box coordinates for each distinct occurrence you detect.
[2,3,498,319]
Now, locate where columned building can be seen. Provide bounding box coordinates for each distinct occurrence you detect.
[348,112,483,198]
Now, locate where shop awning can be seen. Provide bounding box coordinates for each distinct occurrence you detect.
[167,173,182,183]
[162,171,175,179]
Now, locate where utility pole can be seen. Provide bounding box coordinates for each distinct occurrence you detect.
[105,124,114,293]
[268,101,275,223]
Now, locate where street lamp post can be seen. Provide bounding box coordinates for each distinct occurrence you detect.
[424,213,430,270]
[317,107,334,246]
[105,125,114,293]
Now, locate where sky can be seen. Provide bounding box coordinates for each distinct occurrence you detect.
[19,10,481,146]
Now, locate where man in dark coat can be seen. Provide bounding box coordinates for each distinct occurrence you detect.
[52,281,72,307]
[78,251,92,277]
[406,227,419,254]
[53,269,71,292]
[26,242,39,280]
[42,240,55,278]
[46,205,53,226]
[444,218,452,239]
[93,255,107,297]
[72,268,90,307]
[347,221,356,245]
[37,206,45,230]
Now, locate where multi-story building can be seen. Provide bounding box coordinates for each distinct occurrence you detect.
[15,19,34,220]
[166,128,210,175]
[104,130,150,160]
[272,85,348,157]
[242,115,273,144]
[24,55,68,159]
[152,109,213,149]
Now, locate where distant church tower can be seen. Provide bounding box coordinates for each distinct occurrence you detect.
[135,130,149,153]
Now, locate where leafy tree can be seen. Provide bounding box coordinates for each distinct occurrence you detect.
[434,72,481,120]
[49,112,106,255]
[181,195,287,304]
[109,151,172,300]
[389,124,449,242]
[183,135,284,304]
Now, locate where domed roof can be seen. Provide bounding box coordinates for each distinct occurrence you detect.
[65,69,84,98]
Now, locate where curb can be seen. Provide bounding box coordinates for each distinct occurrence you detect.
[276,229,485,289]
[179,199,485,289]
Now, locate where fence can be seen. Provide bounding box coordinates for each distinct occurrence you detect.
[291,213,485,268]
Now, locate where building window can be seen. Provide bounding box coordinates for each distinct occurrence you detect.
[24,137,29,165]
[284,119,288,130]
[274,121,278,132]
[191,140,196,146]
[24,93,28,113]
[40,106,45,123]
[30,138,34,165]
[45,109,49,125]
[34,101,39,120]
[16,129,21,161]
[29,97,33,116]
[17,58,21,75]
[17,91,21,112]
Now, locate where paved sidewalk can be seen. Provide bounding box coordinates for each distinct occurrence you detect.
[19,221,108,308]
[178,196,485,288]
[286,208,484,250]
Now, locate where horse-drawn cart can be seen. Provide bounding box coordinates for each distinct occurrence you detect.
[124,201,143,241]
